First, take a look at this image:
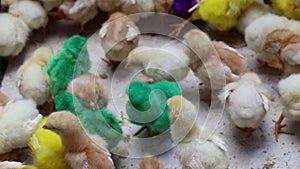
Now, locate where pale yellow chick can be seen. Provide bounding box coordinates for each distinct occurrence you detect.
[167,96,229,169]
[218,72,269,133]
[43,111,114,169]
[99,12,140,65]
[126,42,190,81]
[67,72,107,110]
[0,13,30,58]
[9,0,48,30]
[17,47,53,106]
[259,29,300,75]
[273,73,300,141]
[183,29,246,89]
[0,99,42,155]
[59,0,98,33]
[139,156,165,169]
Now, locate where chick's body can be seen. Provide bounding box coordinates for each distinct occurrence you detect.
[9,0,48,30]
[0,99,42,154]
[272,0,300,20]
[126,44,190,81]
[167,96,228,169]
[184,29,246,89]
[99,12,140,63]
[191,0,253,31]
[67,72,107,110]
[44,111,114,169]
[18,47,53,105]
[278,73,300,120]
[219,73,269,129]
[0,13,30,57]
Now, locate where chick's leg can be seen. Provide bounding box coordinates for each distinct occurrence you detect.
[272,113,294,142]
[169,17,193,37]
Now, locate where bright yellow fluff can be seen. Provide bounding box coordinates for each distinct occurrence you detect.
[192,0,253,31]
[21,117,70,169]
[272,0,300,20]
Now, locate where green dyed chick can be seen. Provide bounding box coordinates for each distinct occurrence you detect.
[126,81,181,134]
[272,0,300,20]
[54,91,123,149]
[45,35,91,95]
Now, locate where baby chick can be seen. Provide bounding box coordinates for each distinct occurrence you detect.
[218,72,269,134]
[59,0,98,33]
[99,12,140,65]
[272,0,300,20]
[39,0,63,12]
[96,0,122,12]
[167,96,229,169]
[183,29,246,89]
[43,111,114,169]
[66,72,107,110]
[120,0,173,15]
[0,99,42,155]
[0,13,30,59]
[9,0,48,31]
[259,29,300,75]
[139,156,165,169]
[17,47,53,106]
[274,73,300,141]
[126,42,190,81]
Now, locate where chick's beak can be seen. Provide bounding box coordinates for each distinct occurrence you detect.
[43,125,51,130]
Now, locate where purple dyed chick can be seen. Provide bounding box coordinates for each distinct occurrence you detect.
[172,0,198,18]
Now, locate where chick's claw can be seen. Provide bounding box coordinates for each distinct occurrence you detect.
[169,18,191,37]
[272,113,294,142]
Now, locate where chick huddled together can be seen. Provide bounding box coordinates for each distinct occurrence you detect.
[2,0,300,168]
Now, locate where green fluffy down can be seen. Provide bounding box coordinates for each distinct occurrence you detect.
[126,80,181,133]
[54,91,123,149]
[45,35,91,95]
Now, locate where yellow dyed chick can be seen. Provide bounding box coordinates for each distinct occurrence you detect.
[20,117,71,169]
[66,72,108,110]
[272,0,300,20]
[17,47,53,106]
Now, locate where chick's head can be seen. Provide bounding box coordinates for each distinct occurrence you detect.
[43,111,83,136]
[33,47,53,66]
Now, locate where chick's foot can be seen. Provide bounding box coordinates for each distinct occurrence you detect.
[272,113,294,142]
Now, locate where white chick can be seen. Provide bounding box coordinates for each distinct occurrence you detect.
[245,14,300,52]
[0,13,30,58]
[96,0,122,13]
[0,99,42,155]
[167,96,229,169]
[236,0,269,34]
[274,73,300,141]
[120,0,173,15]
[0,161,24,169]
[139,156,165,169]
[59,0,98,33]
[9,0,48,31]
[259,29,300,75]
[66,72,107,110]
[183,29,246,89]
[126,43,190,82]
[218,72,269,133]
[99,12,140,65]
[43,111,114,169]
[17,47,53,106]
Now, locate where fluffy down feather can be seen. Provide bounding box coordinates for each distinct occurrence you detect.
[120,0,173,14]
[0,13,30,57]
[167,96,229,169]
[96,0,122,12]
[0,99,42,154]
[99,12,140,63]
[39,0,63,12]
[0,161,24,169]
[278,73,300,120]
[272,0,300,20]
[218,72,269,129]
[9,0,48,30]
[67,72,107,110]
[17,47,53,105]
[126,42,190,81]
